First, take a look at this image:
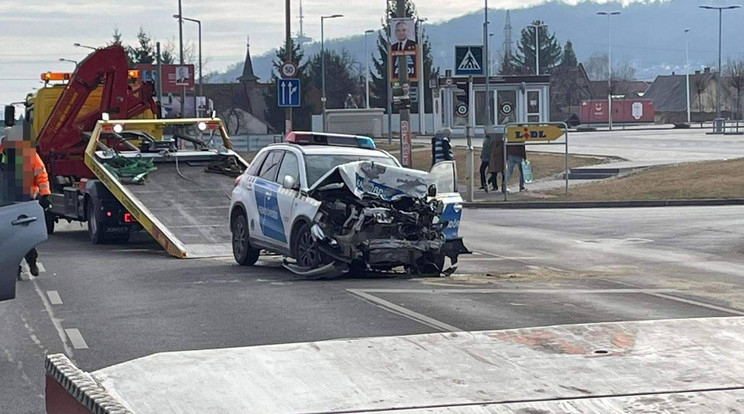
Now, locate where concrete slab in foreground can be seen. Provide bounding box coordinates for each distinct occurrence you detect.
[46,317,744,413]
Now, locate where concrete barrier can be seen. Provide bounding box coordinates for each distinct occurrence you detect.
[325,109,384,137]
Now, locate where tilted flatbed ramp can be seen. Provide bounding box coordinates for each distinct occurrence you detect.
[46,317,744,413]
[84,119,247,258]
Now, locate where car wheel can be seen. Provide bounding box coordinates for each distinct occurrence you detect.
[294,222,324,268]
[87,198,105,244]
[232,213,260,266]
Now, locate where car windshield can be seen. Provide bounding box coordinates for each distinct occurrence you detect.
[305,153,397,187]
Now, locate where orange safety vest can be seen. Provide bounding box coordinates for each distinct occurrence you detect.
[31,152,51,198]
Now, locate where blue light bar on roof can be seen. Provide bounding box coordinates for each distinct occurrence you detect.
[285,132,376,149]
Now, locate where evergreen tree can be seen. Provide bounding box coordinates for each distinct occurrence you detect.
[512,21,562,75]
[308,49,361,110]
[561,40,578,67]
[108,27,124,46]
[129,27,155,64]
[499,51,517,75]
[370,0,437,113]
[263,40,313,132]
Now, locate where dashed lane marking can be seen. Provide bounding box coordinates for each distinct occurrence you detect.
[347,289,462,332]
[64,329,89,350]
[46,291,62,305]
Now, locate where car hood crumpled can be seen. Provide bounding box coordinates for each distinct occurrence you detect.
[308,160,428,201]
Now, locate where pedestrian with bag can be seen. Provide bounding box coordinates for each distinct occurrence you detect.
[488,130,504,192]
[503,143,527,193]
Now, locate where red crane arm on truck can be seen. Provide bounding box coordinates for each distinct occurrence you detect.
[36,45,157,178]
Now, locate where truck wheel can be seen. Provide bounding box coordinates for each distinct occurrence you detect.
[232,214,259,266]
[45,211,55,235]
[86,198,106,244]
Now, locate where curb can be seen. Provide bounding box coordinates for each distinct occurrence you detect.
[464,198,744,209]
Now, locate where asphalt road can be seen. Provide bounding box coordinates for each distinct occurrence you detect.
[3,205,744,413]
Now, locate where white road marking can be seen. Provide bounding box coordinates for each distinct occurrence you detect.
[647,293,744,316]
[347,289,462,332]
[31,279,75,358]
[64,329,89,350]
[46,291,62,305]
[37,262,46,273]
[356,288,680,295]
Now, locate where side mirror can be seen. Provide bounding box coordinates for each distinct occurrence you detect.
[282,175,296,190]
[4,105,15,127]
[427,184,437,197]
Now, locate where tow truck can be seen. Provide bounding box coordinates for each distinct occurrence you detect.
[6,45,247,257]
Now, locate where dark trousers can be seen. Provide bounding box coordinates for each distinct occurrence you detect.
[479,162,489,188]
[25,248,38,264]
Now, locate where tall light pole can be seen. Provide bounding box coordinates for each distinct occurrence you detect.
[528,22,546,75]
[364,29,375,109]
[685,28,691,124]
[484,1,491,129]
[73,43,97,51]
[321,14,343,132]
[174,15,202,117]
[597,11,620,130]
[699,5,741,124]
[58,58,78,67]
[417,17,428,134]
[177,0,186,118]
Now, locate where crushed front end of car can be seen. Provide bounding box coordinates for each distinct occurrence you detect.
[307,161,467,276]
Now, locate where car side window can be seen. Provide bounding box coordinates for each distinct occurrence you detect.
[276,152,300,188]
[258,151,284,183]
[247,151,268,176]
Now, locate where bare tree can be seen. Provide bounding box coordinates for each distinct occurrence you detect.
[726,58,744,119]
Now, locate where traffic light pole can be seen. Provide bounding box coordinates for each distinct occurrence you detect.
[465,75,474,202]
[396,0,412,168]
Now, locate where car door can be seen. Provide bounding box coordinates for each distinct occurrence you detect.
[252,150,289,249]
[428,161,463,241]
[274,151,302,243]
[0,201,47,301]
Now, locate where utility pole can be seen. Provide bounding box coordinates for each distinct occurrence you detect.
[156,42,163,107]
[597,11,620,130]
[484,0,491,129]
[417,18,427,134]
[685,28,691,124]
[285,0,292,134]
[178,0,185,118]
[396,0,411,167]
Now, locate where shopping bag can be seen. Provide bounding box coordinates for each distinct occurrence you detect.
[521,159,533,183]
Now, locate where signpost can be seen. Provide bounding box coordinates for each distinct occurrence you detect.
[277,78,301,108]
[502,122,569,201]
[280,62,298,79]
[455,46,484,76]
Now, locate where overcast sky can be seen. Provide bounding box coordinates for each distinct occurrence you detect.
[0,0,653,107]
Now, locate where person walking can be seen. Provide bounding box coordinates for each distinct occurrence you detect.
[431,128,453,166]
[503,143,527,193]
[479,134,491,192]
[488,130,504,192]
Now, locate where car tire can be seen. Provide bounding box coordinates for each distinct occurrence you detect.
[232,213,260,266]
[87,198,105,245]
[293,222,325,268]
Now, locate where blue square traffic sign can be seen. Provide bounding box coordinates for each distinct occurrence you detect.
[277,78,301,107]
[455,46,484,76]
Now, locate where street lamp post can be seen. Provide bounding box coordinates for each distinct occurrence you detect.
[73,43,97,51]
[685,28,691,124]
[597,11,621,130]
[528,22,546,75]
[321,14,343,132]
[699,5,741,126]
[484,1,491,129]
[364,29,375,109]
[417,18,428,134]
[59,58,78,67]
[174,15,202,117]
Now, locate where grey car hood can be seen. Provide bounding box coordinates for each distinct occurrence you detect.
[308,160,428,201]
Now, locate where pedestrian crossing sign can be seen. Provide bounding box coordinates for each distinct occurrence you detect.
[455,46,484,76]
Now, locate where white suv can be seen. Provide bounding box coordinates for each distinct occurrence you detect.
[229,132,467,277]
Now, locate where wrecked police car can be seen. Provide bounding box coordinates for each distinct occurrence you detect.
[229,132,468,277]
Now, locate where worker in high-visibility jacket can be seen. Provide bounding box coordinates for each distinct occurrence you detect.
[0,137,51,278]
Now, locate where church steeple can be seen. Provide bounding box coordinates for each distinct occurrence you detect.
[237,36,259,83]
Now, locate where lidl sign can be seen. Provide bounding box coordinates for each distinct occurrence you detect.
[506,125,565,143]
